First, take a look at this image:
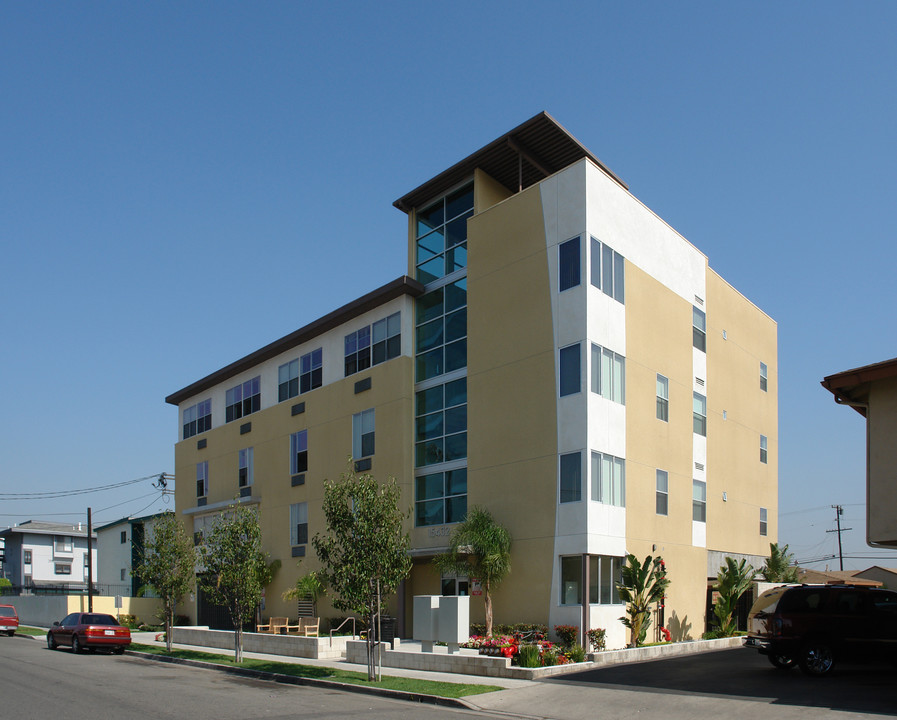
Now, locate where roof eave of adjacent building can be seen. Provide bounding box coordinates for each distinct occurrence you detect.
[165,275,425,407]
[821,357,897,417]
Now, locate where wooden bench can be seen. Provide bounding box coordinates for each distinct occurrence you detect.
[286,617,319,637]
[256,616,288,634]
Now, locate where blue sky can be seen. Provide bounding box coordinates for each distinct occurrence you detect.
[2,2,895,569]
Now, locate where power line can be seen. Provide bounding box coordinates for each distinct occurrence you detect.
[0,473,167,500]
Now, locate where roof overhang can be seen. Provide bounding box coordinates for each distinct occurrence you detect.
[821,357,897,417]
[394,111,627,214]
[166,275,425,407]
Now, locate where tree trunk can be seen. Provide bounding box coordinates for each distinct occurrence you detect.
[165,605,173,653]
[235,624,243,663]
[484,582,493,637]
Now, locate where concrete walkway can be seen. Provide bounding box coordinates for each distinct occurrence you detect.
[128,631,535,690]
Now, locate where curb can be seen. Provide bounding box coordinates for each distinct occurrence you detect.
[125,649,478,711]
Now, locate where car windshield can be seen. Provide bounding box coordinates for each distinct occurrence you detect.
[82,614,119,625]
[0,607,16,617]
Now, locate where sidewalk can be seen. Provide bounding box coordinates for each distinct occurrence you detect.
[129,631,534,691]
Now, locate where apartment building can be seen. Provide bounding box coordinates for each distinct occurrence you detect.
[167,112,777,647]
[0,521,96,591]
[96,513,164,596]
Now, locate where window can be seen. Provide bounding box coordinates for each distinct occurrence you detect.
[656,374,669,421]
[559,236,581,291]
[590,236,625,303]
[441,575,469,596]
[760,435,768,464]
[693,392,707,436]
[353,409,375,459]
[591,452,625,507]
[588,555,623,604]
[559,452,582,503]
[278,359,299,401]
[290,430,308,475]
[656,470,669,515]
[590,344,625,404]
[290,502,308,546]
[760,507,768,536]
[183,399,212,439]
[560,556,582,605]
[225,376,260,422]
[120,531,127,544]
[415,279,467,382]
[372,313,401,365]
[54,536,72,553]
[23,550,32,564]
[693,307,706,352]
[239,447,254,487]
[559,343,581,397]
[760,362,768,392]
[415,469,467,526]
[693,480,706,522]
[55,563,72,575]
[344,326,371,376]
[346,314,402,377]
[196,461,208,498]
[120,568,127,582]
[300,348,324,393]
[415,377,467,468]
[415,183,473,284]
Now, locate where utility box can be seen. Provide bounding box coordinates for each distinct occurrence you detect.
[413,595,439,643]
[413,595,469,652]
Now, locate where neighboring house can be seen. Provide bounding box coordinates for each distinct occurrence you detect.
[853,566,897,589]
[0,521,96,590]
[797,568,881,587]
[96,513,164,597]
[166,112,778,647]
[822,358,897,547]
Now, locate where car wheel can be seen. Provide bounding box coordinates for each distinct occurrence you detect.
[114,646,125,655]
[768,653,796,669]
[799,642,834,676]
[72,635,82,654]
[47,633,58,650]
[7,630,14,637]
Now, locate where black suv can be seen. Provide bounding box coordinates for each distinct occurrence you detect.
[744,584,897,676]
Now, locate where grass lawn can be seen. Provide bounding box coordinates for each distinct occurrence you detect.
[130,643,501,698]
[16,626,47,637]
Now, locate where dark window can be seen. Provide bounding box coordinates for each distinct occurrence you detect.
[183,399,212,439]
[120,531,127,544]
[560,452,582,503]
[559,236,581,291]
[278,359,299,402]
[559,344,581,397]
[300,348,323,393]
[290,431,308,474]
[693,307,706,352]
[225,377,260,422]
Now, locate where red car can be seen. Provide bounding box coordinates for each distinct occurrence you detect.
[47,612,131,654]
[0,604,19,636]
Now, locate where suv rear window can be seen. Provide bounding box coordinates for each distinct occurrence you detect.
[776,588,828,614]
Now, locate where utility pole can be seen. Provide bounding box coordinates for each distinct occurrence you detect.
[87,507,93,612]
[826,505,853,571]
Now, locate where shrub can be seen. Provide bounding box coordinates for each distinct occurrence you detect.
[541,647,560,666]
[554,624,579,648]
[117,614,139,629]
[516,643,542,668]
[586,627,606,652]
[566,643,587,663]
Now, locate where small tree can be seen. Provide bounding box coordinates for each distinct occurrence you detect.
[132,511,195,652]
[712,557,755,637]
[312,467,412,681]
[761,542,800,583]
[198,501,271,662]
[283,566,327,617]
[433,506,511,638]
[617,554,670,647]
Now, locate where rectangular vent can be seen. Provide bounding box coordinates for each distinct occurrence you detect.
[696,377,705,386]
[291,474,306,487]
[291,402,305,416]
[695,296,704,306]
[197,438,207,450]
[695,462,704,472]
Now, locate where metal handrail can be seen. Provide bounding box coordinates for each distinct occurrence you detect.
[329,617,356,646]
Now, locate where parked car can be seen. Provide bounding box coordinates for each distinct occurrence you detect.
[47,612,131,654]
[744,583,897,676]
[0,604,19,636]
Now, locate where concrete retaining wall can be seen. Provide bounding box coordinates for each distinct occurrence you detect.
[5,595,162,627]
[171,626,351,660]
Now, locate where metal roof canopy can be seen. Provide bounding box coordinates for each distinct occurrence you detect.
[394,111,627,214]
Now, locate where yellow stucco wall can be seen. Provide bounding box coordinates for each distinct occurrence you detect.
[868,377,897,545]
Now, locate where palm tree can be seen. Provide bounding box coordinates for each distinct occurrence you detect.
[433,506,511,637]
[761,542,800,583]
[617,554,670,647]
[713,557,755,636]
